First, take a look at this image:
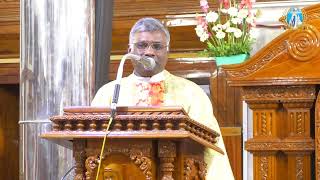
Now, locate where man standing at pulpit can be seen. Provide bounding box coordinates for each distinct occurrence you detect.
[92,17,234,179]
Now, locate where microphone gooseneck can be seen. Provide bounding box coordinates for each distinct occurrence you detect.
[97,53,154,180]
[110,53,155,118]
[128,53,156,70]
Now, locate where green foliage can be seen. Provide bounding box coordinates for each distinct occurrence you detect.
[204,39,253,57]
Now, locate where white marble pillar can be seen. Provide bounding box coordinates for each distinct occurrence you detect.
[20,0,95,179]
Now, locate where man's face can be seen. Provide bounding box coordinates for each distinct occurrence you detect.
[129,31,168,77]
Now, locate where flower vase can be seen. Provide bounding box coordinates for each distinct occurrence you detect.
[215,54,249,66]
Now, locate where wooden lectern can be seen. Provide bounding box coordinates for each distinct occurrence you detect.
[41,106,223,180]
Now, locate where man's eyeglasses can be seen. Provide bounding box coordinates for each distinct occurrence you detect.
[132,41,167,51]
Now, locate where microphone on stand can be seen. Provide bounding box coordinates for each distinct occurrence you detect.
[110,53,155,117]
[96,53,155,180]
[128,54,156,70]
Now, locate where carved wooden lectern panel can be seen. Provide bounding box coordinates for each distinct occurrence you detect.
[85,140,153,180]
[41,106,222,180]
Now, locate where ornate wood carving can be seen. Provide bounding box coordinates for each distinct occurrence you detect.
[223,5,320,87]
[158,141,176,180]
[260,156,268,180]
[226,41,287,78]
[43,106,224,180]
[246,139,314,151]
[295,112,303,135]
[86,143,153,180]
[245,86,315,180]
[43,107,222,153]
[184,158,207,180]
[243,85,315,180]
[159,158,175,180]
[306,13,320,21]
[261,112,268,136]
[254,111,273,137]
[128,152,152,179]
[296,156,304,180]
[84,155,98,180]
[288,24,320,62]
[73,140,86,180]
[219,3,320,180]
[242,85,316,102]
[283,102,313,138]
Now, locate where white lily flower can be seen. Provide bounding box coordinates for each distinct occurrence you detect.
[226,27,235,33]
[222,21,230,30]
[213,24,223,32]
[221,8,228,14]
[206,11,219,23]
[195,25,205,37]
[200,32,209,42]
[238,9,249,19]
[228,7,238,17]
[246,16,255,25]
[233,28,243,38]
[216,31,226,39]
[212,26,219,31]
[231,17,242,24]
[216,24,223,30]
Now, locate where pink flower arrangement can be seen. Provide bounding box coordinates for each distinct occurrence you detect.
[196,0,258,57]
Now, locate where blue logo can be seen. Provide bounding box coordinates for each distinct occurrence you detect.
[286,8,304,29]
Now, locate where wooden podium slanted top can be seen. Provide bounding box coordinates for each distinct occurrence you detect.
[41,106,223,154]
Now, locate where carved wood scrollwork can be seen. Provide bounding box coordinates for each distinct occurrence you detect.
[226,41,287,78]
[306,13,320,21]
[259,112,270,136]
[184,158,207,180]
[295,112,304,135]
[129,149,152,179]
[288,24,320,62]
[296,156,304,180]
[246,140,314,151]
[260,156,268,180]
[85,144,153,180]
[242,85,316,102]
[85,155,99,180]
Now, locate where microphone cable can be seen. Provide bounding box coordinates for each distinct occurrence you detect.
[95,117,113,180]
[95,53,130,180]
[60,165,76,180]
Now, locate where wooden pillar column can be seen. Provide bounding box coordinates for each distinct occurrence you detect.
[158,140,176,180]
[283,102,314,180]
[73,139,87,180]
[245,101,282,180]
